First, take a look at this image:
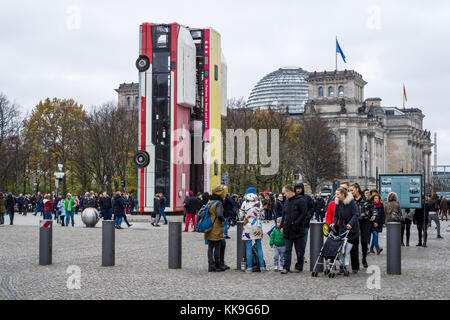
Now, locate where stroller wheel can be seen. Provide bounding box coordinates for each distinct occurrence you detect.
[344,270,350,277]
[328,272,333,279]
[311,272,318,277]
[324,269,330,275]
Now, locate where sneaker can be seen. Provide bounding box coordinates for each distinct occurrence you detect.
[225,236,231,239]
[369,248,375,254]
[401,242,405,247]
[280,269,288,274]
[128,224,133,228]
[245,268,253,273]
[154,224,160,227]
[260,267,267,272]
[273,266,278,272]
[352,270,359,274]
[377,248,383,255]
[437,235,444,239]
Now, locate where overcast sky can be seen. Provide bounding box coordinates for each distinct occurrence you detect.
[1,0,450,165]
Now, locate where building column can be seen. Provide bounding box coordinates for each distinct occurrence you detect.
[428,152,432,186]
[339,129,348,178]
[369,133,376,180]
[361,130,368,179]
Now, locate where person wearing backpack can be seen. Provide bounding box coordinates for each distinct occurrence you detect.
[204,185,228,272]
[223,194,239,239]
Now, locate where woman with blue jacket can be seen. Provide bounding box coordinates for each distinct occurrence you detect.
[57,195,66,226]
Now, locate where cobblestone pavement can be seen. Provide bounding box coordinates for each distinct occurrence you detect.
[1,213,449,300]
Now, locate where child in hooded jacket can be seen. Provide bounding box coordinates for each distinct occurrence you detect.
[270,217,285,271]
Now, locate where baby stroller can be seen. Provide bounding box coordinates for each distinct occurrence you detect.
[311,225,350,278]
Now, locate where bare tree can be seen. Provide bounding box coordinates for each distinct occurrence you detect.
[0,93,22,191]
[295,112,344,194]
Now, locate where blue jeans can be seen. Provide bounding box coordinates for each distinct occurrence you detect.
[35,204,43,216]
[283,236,305,271]
[7,210,14,225]
[315,211,324,222]
[370,230,379,249]
[122,213,131,227]
[245,239,264,269]
[264,209,272,221]
[43,212,52,220]
[102,208,112,220]
[157,207,167,224]
[115,215,122,227]
[66,211,74,226]
[223,217,229,237]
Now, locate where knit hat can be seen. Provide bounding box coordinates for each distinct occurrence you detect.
[246,187,256,195]
[188,191,194,196]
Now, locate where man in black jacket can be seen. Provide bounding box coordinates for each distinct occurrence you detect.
[294,182,314,264]
[280,185,307,274]
[6,193,16,225]
[99,192,113,220]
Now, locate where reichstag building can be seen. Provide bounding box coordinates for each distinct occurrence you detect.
[247,67,433,188]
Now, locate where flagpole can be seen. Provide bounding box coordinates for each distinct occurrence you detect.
[335,36,338,71]
[403,83,405,110]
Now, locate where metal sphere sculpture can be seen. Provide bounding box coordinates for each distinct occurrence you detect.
[81,208,100,228]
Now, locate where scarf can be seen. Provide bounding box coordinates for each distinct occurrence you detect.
[374,200,382,208]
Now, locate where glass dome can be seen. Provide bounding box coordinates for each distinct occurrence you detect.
[246,67,309,114]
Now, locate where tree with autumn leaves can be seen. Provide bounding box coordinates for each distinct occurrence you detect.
[17,96,138,195]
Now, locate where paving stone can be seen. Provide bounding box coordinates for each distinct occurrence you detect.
[0,214,449,300]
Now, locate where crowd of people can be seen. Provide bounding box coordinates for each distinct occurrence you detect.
[1,184,447,275]
[0,191,136,229]
[178,181,447,273]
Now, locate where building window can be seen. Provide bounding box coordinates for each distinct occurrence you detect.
[329,134,339,147]
[328,86,334,97]
[135,96,139,106]
[214,65,218,81]
[127,97,131,106]
[318,87,324,97]
[338,86,344,96]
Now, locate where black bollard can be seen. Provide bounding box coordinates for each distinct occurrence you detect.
[236,221,245,270]
[39,220,52,265]
[102,220,115,266]
[310,222,324,272]
[387,222,401,275]
[168,221,182,269]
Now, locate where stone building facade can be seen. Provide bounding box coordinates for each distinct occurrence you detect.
[294,70,433,188]
[115,82,139,109]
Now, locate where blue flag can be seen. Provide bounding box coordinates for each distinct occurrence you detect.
[336,39,346,63]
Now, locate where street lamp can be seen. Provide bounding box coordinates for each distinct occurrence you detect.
[54,164,65,197]
[364,143,369,190]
